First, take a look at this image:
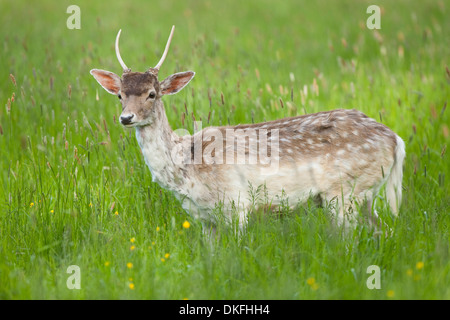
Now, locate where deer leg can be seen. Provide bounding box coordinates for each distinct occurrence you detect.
[338,198,359,231]
[322,192,359,231]
[233,209,249,240]
[366,199,393,237]
[201,221,219,249]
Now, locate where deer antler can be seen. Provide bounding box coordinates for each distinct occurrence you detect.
[115,29,130,73]
[115,26,175,75]
[153,25,175,72]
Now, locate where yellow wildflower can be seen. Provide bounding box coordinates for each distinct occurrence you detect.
[127,262,133,269]
[387,290,395,298]
[416,261,424,270]
[130,237,136,243]
[104,261,110,267]
[165,253,170,259]
[129,283,135,290]
[130,245,136,251]
[306,277,319,290]
[183,221,191,229]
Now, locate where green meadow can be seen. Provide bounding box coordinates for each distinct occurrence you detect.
[0,0,449,299]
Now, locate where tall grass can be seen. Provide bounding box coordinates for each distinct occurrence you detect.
[0,0,449,299]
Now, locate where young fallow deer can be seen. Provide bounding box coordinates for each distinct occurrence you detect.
[90,26,405,234]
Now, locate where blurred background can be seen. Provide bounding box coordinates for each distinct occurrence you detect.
[0,0,448,299]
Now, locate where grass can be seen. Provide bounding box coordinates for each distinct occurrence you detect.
[0,0,449,299]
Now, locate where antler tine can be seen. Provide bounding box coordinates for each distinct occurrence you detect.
[115,29,130,72]
[154,25,175,71]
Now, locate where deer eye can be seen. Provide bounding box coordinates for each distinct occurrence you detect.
[148,92,156,100]
[118,94,122,100]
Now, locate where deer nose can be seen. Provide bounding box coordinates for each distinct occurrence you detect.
[120,114,134,125]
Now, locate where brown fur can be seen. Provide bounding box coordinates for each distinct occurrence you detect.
[122,72,160,96]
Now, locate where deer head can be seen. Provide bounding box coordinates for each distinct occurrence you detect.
[90,26,195,127]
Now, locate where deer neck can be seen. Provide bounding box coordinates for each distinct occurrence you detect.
[135,102,182,187]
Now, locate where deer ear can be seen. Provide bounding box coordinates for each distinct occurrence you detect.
[160,71,195,95]
[90,69,122,95]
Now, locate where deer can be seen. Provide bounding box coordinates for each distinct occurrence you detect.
[90,26,405,235]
